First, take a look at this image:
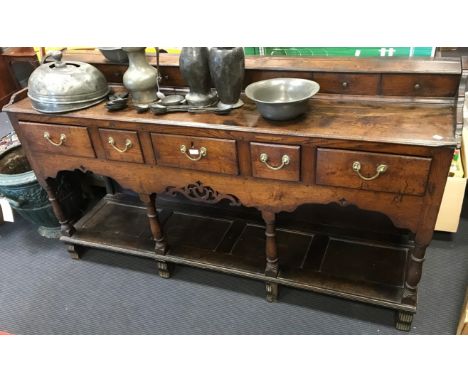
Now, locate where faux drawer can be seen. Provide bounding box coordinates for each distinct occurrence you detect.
[99,128,144,163]
[313,73,380,95]
[250,142,300,181]
[151,133,238,175]
[381,74,459,97]
[315,148,431,196]
[18,122,95,158]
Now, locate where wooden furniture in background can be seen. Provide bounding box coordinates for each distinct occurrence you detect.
[0,48,38,109]
[4,55,466,331]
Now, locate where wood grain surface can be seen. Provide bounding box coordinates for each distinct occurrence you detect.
[99,128,144,164]
[19,121,96,158]
[151,133,239,175]
[250,142,301,182]
[315,148,432,196]
[7,95,457,147]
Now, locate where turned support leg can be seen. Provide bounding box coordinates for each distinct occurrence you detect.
[44,178,75,237]
[403,243,428,306]
[139,193,170,278]
[67,244,82,260]
[395,311,414,332]
[262,210,279,302]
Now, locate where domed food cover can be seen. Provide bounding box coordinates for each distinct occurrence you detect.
[28,51,109,113]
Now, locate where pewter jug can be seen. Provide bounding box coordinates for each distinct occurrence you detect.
[179,47,217,107]
[122,47,158,105]
[209,47,245,108]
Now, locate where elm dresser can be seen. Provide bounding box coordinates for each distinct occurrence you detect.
[4,54,467,331]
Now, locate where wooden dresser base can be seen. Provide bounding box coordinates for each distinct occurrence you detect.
[6,55,465,333]
[62,193,416,329]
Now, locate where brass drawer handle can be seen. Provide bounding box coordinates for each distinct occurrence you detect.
[180,144,207,161]
[43,131,66,146]
[260,153,290,171]
[352,161,388,181]
[108,136,132,153]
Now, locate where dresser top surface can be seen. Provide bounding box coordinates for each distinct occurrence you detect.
[5,93,457,147]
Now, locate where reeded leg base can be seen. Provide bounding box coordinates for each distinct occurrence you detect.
[266,282,279,302]
[67,244,81,260]
[157,261,171,279]
[395,311,414,332]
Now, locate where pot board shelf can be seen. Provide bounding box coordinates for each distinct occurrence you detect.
[61,193,415,313]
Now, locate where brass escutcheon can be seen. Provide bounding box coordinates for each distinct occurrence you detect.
[180,144,207,161]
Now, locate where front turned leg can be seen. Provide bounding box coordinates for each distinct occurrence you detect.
[44,178,75,237]
[399,241,427,331]
[262,210,279,302]
[139,193,171,278]
[395,311,414,332]
[402,243,427,306]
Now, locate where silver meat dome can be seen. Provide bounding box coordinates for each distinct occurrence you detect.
[28,50,109,113]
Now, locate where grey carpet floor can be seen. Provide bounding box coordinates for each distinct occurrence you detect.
[0,201,467,335]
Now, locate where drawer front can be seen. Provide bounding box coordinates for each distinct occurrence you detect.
[251,142,300,181]
[151,133,238,175]
[99,128,144,163]
[315,148,431,196]
[19,122,95,158]
[381,74,459,97]
[313,73,380,95]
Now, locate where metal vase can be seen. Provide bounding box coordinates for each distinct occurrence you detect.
[208,47,245,108]
[179,47,217,107]
[122,47,158,105]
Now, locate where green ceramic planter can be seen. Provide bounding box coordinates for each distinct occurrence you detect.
[0,145,82,238]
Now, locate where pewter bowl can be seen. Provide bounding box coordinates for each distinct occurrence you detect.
[245,78,320,121]
[98,47,128,63]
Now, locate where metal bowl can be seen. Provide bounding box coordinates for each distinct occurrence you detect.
[98,47,128,63]
[245,78,320,121]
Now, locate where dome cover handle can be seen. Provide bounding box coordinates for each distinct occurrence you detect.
[41,50,66,68]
